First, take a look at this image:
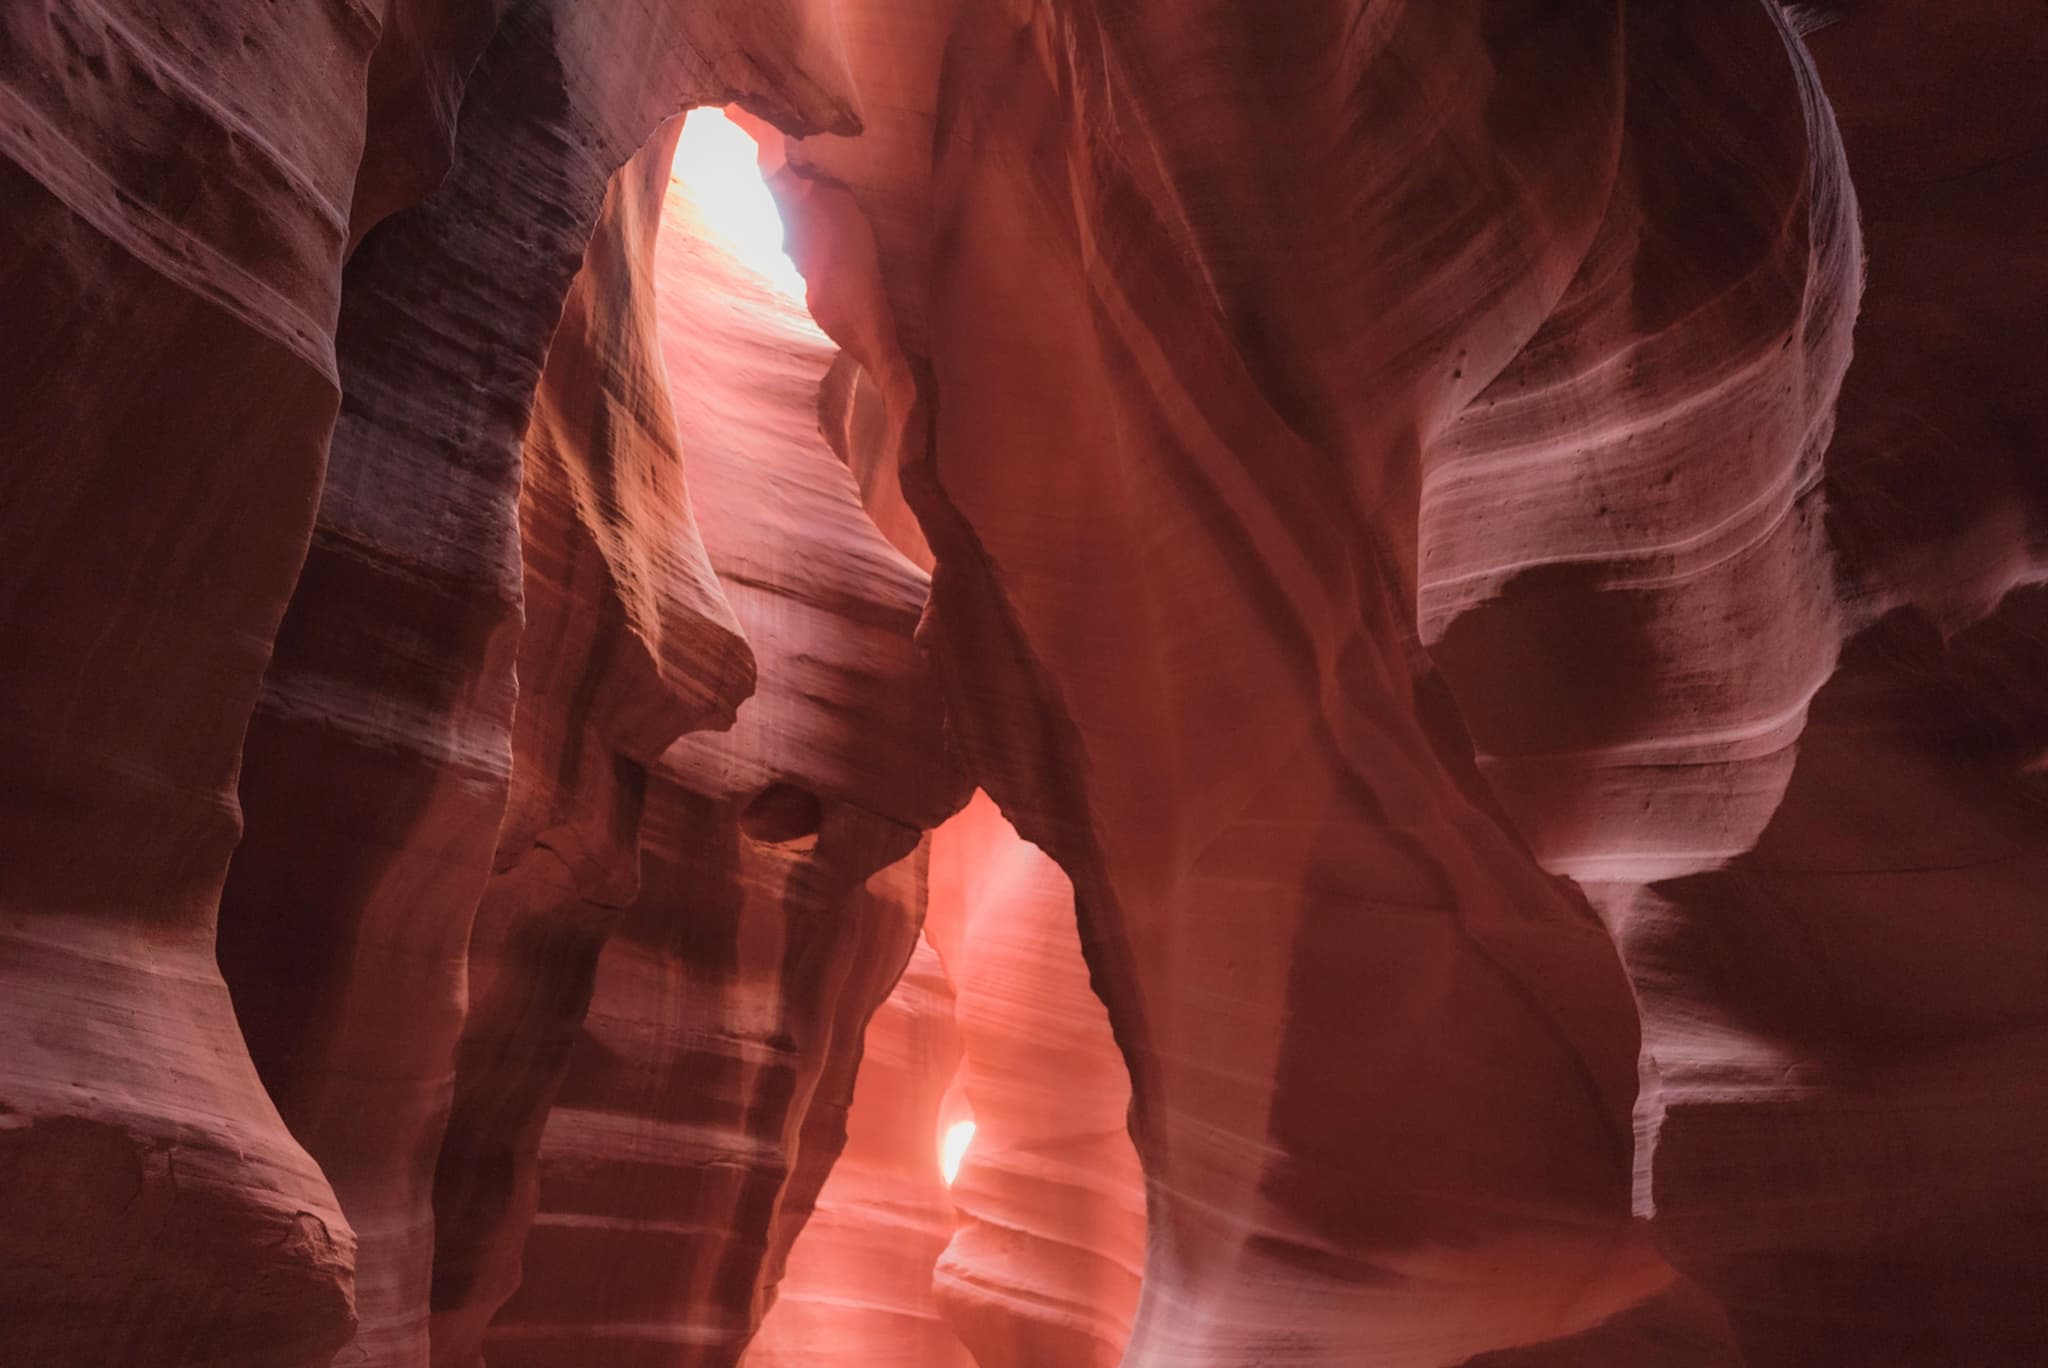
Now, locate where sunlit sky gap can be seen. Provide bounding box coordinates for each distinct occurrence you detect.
[672,108,808,300]
[940,1119,976,1185]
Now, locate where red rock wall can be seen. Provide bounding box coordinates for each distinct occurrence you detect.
[0,0,860,1362]
[0,5,364,1359]
[6,1,2048,1364]
[743,789,1147,1368]
[475,166,964,1366]
[0,3,377,1360]
[0,2,399,1359]
[1613,6,2048,1362]
[769,4,1685,1362]
[924,794,1145,1368]
[747,935,973,1368]
[422,119,756,1368]
[750,1,2037,1364]
[1417,5,2048,1362]
[208,6,866,1356]
[1419,5,1860,889]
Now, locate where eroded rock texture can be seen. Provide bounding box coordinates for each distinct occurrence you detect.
[207,6,862,1360]
[0,5,373,1361]
[422,119,755,1368]
[475,171,962,1366]
[0,0,861,1360]
[6,0,2047,1365]
[753,0,2040,1363]
[1415,5,2048,1363]
[747,936,972,1368]
[1616,6,2048,1362]
[768,4,1717,1362]
[923,794,1145,1368]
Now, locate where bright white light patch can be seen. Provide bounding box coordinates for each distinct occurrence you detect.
[672,108,806,300]
[940,1119,977,1185]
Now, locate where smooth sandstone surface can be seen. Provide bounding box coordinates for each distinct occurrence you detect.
[3,1,2045,1365]
[924,794,1145,1368]
[1620,7,2048,1361]
[771,5,1689,1362]
[209,5,858,1359]
[747,935,973,1368]
[477,165,964,1367]
[423,119,755,1368]
[0,4,374,1359]
[0,0,856,1358]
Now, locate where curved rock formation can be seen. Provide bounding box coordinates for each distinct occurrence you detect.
[1620,7,2048,1362]
[924,793,1145,1368]
[1457,1282,1741,1368]
[6,1,2048,1364]
[1413,5,2048,1363]
[199,10,858,1364]
[475,162,964,1366]
[1419,4,1860,889]
[0,0,853,1360]
[423,119,754,1368]
[762,4,1705,1361]
[1623,593,2048,1365]
[747,935,972,1368]
[0,4,375,1360]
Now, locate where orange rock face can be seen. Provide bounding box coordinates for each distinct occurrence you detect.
[473,157,964,1367]
[925,794,1145,1368]
[423,120,755,1368]
[748,935,972,1368]
[0,3,375,1359]
[5,2,2047,1366]
[778,5,1685,1362]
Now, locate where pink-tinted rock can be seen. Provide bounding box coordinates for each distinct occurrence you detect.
[1457,1282,1741,1368]
[212,9,858,1364]
[1419,4,1860,889]
[765,4,1689,1361]
[747,935,973,1368]
[478,157,964,1366]
[425,118,755,1368]
[1600,31,2048,1356]
[8,0,2048,1363]
[924,793,1145,1368]
[0,2,377,1358]
[1419,4,2048,1363]
[1622,595,2048,1365]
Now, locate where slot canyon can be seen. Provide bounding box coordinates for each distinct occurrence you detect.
[1,2,2043,1365]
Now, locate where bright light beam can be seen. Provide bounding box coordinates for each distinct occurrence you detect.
[940,1119,977,1186]
[672,107,807,300]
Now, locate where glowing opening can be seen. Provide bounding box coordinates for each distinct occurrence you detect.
[939,1119,977,1185]
[671,107,806,299]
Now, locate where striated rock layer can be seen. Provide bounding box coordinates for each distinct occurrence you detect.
[207,6,860,1358]
[924,793,1145,1368]
[764,3,1713,1361]
[1417,4,2048,1363]
[423,119,754,1368]
[195,11,869,1368]
[4,1,2047,1365]
[1619,6,2048,1362]
[1,0,859,1360]
[478,164,964,1366]
[0,1,375,1357]
[739,0,2047,1363]
[747,936,973,1368]
[745,787,1146,1368]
